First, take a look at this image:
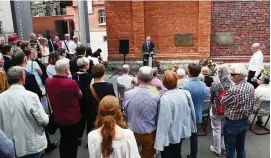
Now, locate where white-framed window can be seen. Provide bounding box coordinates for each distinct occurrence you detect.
[0,21,2,35]
[98,10,106,24]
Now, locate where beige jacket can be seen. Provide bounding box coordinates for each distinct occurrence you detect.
[0,85,49,157]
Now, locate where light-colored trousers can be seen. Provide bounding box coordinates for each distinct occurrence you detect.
[210,108,225,154]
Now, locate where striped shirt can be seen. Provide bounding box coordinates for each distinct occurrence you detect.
[123,85,160,134]
[221,80,254,120]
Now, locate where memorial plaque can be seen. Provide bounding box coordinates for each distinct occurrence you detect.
[216,32,234,45]
[175,34,194,47]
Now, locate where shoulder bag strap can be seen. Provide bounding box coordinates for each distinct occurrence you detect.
[31,60,34,74]
[90,84,101,103]
[46,93,53,115]
[45,79,53,115]
[64,41,70,52]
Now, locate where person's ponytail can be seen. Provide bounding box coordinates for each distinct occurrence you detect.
[101,116,116,157]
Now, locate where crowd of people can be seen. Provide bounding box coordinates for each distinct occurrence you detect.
[0,32,269,158]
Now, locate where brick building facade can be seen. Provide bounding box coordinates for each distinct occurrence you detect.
[32,0,109,60]
[105,1,270,62]
[210,1,270,62]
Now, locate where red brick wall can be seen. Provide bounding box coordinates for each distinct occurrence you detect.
[32,15,74,35]
[88,5,106,30]
[105,1,211,61]
[32,1,105,37]
[105,1,134,60]
[211,1,270,60]
[144,2,199,54]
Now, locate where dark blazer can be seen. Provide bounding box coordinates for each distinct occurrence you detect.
[24,70,42,99]
[142,42,155,53]
[3,56,13,72]
[48,40,58,53]
[69,55,84,75]
[85,82,115,133]
[72,71,93,117]
[204,76,214,87]
[35,59,48,85]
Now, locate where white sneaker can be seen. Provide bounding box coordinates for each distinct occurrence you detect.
[210,145,222,157]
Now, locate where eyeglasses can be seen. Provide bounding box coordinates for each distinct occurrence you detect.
[231,73,240,76]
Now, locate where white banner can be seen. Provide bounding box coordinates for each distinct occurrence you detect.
[87,0,93,14]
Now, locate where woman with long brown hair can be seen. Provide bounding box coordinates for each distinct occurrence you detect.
[38,37,50,65]
[88,95,140,158]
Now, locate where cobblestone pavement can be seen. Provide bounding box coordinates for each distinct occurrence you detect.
[44,71,270,158]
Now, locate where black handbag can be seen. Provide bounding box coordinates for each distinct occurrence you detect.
[45,94,58,134]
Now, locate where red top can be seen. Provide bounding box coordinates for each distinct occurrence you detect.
[46,76,81,125]
[57,41,62,48]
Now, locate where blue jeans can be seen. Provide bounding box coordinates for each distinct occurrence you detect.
[18,152,41,158]
[224,119,249,158]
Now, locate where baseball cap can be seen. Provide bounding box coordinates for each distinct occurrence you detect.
[8,36,17,42]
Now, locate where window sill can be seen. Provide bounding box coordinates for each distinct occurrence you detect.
[99,23,106,26]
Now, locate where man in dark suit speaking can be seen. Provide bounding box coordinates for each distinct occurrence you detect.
[48,35,58,53]
[142,36,156,66]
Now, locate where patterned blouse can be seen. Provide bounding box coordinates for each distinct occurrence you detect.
[221,80,255,120]
[0,69,9,94]
[210,78,233,114]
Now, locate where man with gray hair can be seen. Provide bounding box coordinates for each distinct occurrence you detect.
[123,66,160,157]
[177,68,189,88]
[62,34,76,54]
[199,73,210,101]
[46,59,82,158]
[150,67,164,91]
[254,75,270,125]
[0,66,49,158]
[248,43,264,88]
[73,36,82,47]
[221,64,254,158]
[201,66,214,87]
[142,36,156,66]
[117,64,133,89]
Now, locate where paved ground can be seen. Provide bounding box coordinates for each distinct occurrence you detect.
[44,71,270,158]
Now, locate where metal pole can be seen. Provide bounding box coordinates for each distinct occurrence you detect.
[77,0,90,46]
[84,1,90,47]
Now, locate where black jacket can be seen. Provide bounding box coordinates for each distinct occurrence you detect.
[35,59,48,84]
[204,76,214,87]
[142,42,155,53]
[69,55,84,75]
[48,40,58,53]
[24,70,42,99]
[3,56,13,72]
[72,71,93,116]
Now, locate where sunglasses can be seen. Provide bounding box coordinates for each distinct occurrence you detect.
[231,73,240,76]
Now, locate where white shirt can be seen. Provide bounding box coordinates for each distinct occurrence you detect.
[46,64,56,78]
[88,129,140,158]
[248,50,263,77]
[46,64,72,79]
[62,40,76,54]
[87,56,99,65]
[75,41,82,47]
[0,85,48,157]
[40,45,50,56]
[255,84,270,107]
[117,74,133,89]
